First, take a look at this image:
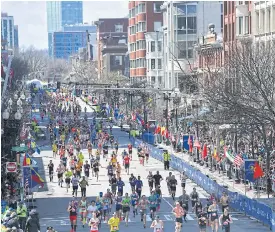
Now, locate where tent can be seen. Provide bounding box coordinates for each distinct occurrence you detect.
[26,79,47,88]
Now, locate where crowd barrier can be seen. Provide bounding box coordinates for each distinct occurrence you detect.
[130,137,275,231]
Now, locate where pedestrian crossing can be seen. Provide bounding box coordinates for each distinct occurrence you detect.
[40,211,244,227]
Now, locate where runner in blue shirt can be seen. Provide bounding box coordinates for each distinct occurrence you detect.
[148,190,158,219]
[130,189,139,217]
[102,197,110,222]
[117,177,125,196]
[115,192,123,219]
[135,175,143,199]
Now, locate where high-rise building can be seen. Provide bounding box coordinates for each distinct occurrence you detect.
[14,25,19,50]
[128,1,163,83]
[63,24,97,60]
[95,18,128,78]
[46,1,83,57]
[52,31,87,60]
[162,1,223,89]
[1,12,15,50]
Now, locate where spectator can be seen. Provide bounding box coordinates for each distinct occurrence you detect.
[25,210,40,232]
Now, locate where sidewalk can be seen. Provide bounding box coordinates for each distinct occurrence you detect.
[157,143,270,199]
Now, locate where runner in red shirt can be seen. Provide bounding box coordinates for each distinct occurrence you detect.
[128,143,133,160]
[124,154,130,175]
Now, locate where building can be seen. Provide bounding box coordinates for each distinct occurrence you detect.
[251,1,275,42]
[47,1,83,56]
[124,52,130,78]
[1,12,15,50]
[194,24,223,92]
[95,18,128,78]
[53,31,87,60]
[100,35,128,78]
[128,1,163,83]
[63,24,97,60]
[145,31,163,87]
[14,25,19,51]
[161,1,223,90]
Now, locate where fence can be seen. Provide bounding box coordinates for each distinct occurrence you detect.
[130,137,275,231]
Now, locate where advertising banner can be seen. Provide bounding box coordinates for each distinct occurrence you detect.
[244,159,257,182]
[131,137,273,228]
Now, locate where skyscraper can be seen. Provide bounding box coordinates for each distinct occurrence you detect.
[47,1,83,57]
[1,12,15,50]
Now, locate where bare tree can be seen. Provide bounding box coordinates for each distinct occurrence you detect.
[72,61,98,83]
[20,46,49,75]
[203,39,275,170]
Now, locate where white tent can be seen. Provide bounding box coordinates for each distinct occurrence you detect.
[26,79,47,88]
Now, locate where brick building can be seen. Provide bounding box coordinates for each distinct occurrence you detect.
[128,1,163,82]
[95,18,128,79]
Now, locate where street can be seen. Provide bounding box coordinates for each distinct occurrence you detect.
[34,100,270,232]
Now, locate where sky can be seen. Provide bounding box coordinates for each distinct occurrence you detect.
[1,1,129,50]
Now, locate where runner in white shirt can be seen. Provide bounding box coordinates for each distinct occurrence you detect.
[89,212,100,232]
[87,201,98,221]
[150,216,164,232]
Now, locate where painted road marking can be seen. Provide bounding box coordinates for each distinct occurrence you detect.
[164,215,173,221]
[146,215,152,222]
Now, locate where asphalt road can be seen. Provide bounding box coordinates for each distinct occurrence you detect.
[34,97,269,232]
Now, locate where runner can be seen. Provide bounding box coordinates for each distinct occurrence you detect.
[139,195,147,228]
[83,160,91,180]
[128,143,133,160]
[168,175,178,200]
[92,160,101,182]
[208,200,219,232]
[107,212,120,232]
[135,175,143,199]
[115,192,123,219]
[198,207,208,232]
[147,171,154,192]
[56,163,65,187]
[71,174,79,197]
[89,212,100,232]
[173,202,184,232]
[67,200,78,232]
[64,169,73,193]
[190,188,199,212]
[116,162,121,179]
[150,215,164,232]
[117,177,125,196]
[87,200,98,221]
[219,209,232,232]
[124,154,130,175]
[148,190,158,219]
[48,160,54,182]
[129,174,137,192]
[110,174,118,196]
[122,193,131,226]
[130,189,139,217]
[78,196,87,227]
[87,141,93,158]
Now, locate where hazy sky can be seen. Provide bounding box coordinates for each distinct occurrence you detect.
[1,1,129,50]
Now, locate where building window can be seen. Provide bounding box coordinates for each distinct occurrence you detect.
[221,14,223,33]
[151,59,156,69]
[187,17,197,34]
[157,41,162,52]
[114,55,123,65]
[138,22,146,32]
[158,76,162,85]
[188,49,193,58]
[151,41,155,52]
[187,5,196,14]
[151,76,156,84]
[154,2,162,13]
[137,40,146,50]
[244,16,249,34]
[221,3,223,14]
[224,24,228,41]
[158,59,162,69]
[224,2,227,15]
[154,21,162,31]
[115,24,123,32]
[178,17,186,30]
[238,16,243,35]
[140,58,146,68]
[232,22,235,40]
[138,3,146,13]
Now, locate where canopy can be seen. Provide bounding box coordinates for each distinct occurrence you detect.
[26,79,47,88]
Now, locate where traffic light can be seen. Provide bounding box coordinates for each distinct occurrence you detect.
[163,109,168,118]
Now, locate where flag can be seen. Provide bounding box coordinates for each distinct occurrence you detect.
[202,144,208,159]
[233,154,244,167]
[188,135,193,153]
[136,113,144,125]
[253,162,264,179]
[30,167,45,187]
[224,146,235,163]
[24,178,29,190]
[23,153,38,166]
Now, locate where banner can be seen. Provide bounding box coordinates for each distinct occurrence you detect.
[130,137,273,228]
[244,159,256,182]
[23,166,40,189]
